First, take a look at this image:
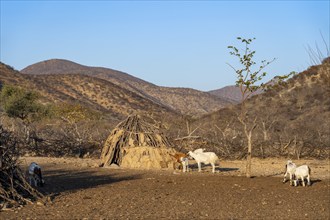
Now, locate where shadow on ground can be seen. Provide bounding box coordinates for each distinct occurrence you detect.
[219,167,239,172]
[188,162,239,172]
[311,179,322,186]
[38,168,142,196]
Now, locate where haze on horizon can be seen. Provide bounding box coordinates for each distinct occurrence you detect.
[0,1,329,91]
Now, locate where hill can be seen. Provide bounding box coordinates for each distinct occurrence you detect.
[1,62,180,123]
[193,58,330,159]
[208,86,242,103]
[208,85,263,103]
[21,59,232,116]
[0,63,31,85]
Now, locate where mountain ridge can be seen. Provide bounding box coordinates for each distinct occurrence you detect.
[1,62,180,123]
[20,59,233,116]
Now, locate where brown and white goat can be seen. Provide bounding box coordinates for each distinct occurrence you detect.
[170,153,189,172]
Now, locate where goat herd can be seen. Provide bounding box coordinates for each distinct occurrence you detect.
[27,148,312,189]
[171,148,312,187]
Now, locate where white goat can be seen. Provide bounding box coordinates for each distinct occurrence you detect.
[283,160,297,185]
[193,148,206,154]
[293,165,311,187]
[180,157,189,173]
[188,150,219,173]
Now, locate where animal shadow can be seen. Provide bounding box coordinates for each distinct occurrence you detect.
[219,167,239,172]
[310,179,321,186]
[188,162,239,173]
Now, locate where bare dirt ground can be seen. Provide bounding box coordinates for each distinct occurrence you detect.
[1,157,329,219]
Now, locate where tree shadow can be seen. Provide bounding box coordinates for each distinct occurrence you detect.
[37,168,142,197]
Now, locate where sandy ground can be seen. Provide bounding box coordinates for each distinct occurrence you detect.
[1,156,329,219]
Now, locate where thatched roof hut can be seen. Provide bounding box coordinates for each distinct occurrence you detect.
[100,115,176,169]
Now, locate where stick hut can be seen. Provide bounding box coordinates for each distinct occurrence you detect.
[100,115,176,169]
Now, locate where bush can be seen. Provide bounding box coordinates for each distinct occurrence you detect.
[0,85,42,122]
[0,125,43,210]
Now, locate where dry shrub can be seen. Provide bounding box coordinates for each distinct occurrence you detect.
[0,125,43,210]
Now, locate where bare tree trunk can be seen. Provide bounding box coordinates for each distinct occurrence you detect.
[186,120,190,135]
[262,122,268,142]
[241,118,257,178]
[246,134,252,178]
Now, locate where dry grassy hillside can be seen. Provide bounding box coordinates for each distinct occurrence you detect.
[1,62,181,121]
[28,74,178,119]
[21,59,232,116]
[0,63,31,85]
[141,86,233,116]
[193,58,330,159]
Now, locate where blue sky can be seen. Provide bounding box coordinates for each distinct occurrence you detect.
[1,1,329,91]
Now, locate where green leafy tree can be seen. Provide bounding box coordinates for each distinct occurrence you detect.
[0,85,44,146]
[0,85,41,122]
[227,37,293,177]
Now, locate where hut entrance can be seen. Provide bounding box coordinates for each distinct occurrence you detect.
[100,114,176,169]
[109,143,121,165]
